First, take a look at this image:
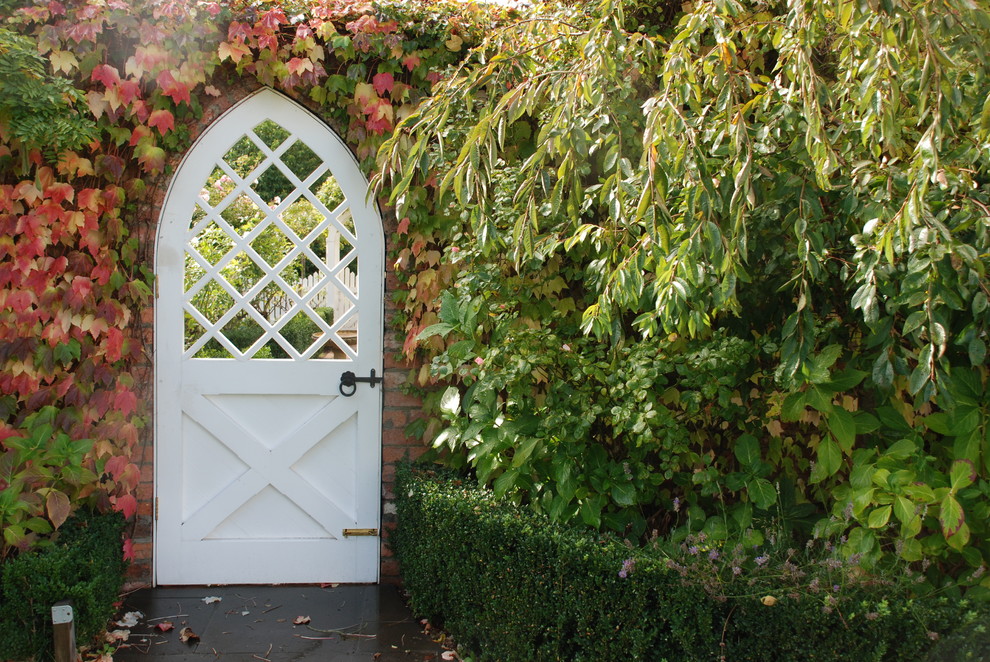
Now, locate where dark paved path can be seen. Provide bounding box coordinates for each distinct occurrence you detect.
[110,584,450,661]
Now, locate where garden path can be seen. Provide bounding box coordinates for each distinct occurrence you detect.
[110,584,447,661]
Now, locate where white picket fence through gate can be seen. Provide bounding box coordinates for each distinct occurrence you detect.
[268,268,358,330]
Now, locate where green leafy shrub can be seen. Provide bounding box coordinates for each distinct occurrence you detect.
[379,0,990,589]
[0,509,126,661]
[394,465,990,662]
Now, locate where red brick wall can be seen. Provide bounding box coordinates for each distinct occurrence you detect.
[124,83,426,587]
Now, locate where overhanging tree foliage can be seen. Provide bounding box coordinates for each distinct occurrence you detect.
[377,0,990,589]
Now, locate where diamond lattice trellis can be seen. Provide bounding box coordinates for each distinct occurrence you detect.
[183,119,360,360]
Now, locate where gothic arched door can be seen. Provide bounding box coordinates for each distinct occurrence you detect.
[155,88,383,584]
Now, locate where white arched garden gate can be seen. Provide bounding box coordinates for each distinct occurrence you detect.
[155,88,383,585]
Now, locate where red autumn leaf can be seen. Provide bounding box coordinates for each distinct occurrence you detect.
[78,188,101,211]
[105,326,124,362]
[68,275,93,309]
[373,72,394,95]
[227,21,251,41]
[136,143,166,175]
[129,98,149,122]
[155,621,174,632]
[114,388,138,417]
[102,185,124,210]
[71,273,94,296]
[148,109,175,135]
[257,32,278,51]
[1,289,30,312]
[14,180,41,205]
[354,81,377,110]
[364,99,394,134]
[0,423,20,444]
[295,23,313,40]
[26,268,51,296]
[56,152,93,178]
[286,57,314,76]
[259,8,287,29]
[105,454,129,481]
[117,79,141,106]
[122,538,135,562]
[96,155,125,181]
[91,63,121,88]
[156,70,191,105]
[44,182,74,205]
[402,53,421,72]
[113,493,138,520]
[218,40,252,64]
[397,217,410,235]
[116,462,141,492]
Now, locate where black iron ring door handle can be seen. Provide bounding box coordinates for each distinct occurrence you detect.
[339,369,384,397]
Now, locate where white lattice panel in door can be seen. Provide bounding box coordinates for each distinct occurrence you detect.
[155,89,383,585]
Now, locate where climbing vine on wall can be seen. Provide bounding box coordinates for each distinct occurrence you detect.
[0,0,508,557]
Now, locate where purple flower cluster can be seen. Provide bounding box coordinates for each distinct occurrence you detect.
[618,558,636,578]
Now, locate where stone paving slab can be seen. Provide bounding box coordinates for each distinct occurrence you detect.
[110,585,447,662]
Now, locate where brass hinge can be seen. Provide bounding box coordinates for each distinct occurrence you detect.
[342,528,378,537]
[154,497,159,521]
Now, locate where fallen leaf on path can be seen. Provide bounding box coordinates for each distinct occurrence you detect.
[179,627,200,643]
[441,652,458,661]
[105,629,130,643]
[202,596,222,604]
[293,615,311,625]
[154,621,174,632]
[115,611,143,627]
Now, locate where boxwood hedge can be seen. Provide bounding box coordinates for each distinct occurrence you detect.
[0,509,126,661]
[394,464,990,662]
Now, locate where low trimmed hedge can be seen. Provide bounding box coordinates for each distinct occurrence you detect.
[394,464,990,662]
[0,509,127,661]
